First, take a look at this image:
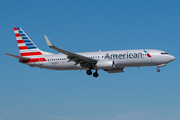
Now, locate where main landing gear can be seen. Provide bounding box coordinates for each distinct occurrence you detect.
[86,70,92,75]
[86,69,99,78]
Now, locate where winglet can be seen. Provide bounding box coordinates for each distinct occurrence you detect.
[44,35,53,47]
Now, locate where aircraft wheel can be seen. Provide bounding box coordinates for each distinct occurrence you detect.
[86,70,92,75]
[156,69,160,72]
[93,72,99,77]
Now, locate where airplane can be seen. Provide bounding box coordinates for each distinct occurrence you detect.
[4,27,175,77]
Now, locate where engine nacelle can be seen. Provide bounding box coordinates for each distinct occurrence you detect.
[104,68,124,73]
[95,60,115,69]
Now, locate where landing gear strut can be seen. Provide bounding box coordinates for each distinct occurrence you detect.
[156,64,166,72]
[93,69,99,78]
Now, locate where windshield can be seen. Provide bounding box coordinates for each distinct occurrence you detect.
[161,52,168,55]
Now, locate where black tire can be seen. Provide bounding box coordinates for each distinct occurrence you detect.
[86,70,92,75]
[156,69,160,72]
[93,72,99,77]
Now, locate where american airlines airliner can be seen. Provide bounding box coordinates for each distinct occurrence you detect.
[4,27,175,77]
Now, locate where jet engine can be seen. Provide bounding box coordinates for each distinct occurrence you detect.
[95,60,115,69]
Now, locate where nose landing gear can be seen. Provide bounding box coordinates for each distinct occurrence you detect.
[156,68,160,72]
[156,64,166,72]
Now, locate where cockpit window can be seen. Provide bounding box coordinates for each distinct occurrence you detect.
[161,52,168,55]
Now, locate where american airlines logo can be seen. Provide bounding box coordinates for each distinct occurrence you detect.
[143,50,151,57]
[105,50,151,59]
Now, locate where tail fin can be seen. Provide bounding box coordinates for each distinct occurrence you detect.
[14,27,44,57]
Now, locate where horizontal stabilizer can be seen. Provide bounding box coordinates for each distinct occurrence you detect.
[4,53,30,60]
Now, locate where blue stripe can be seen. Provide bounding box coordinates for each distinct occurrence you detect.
[17,27,20,30]
[27,46,37,49]
[24,40,31,42]
[18,31,23,33]
[25,43,34,46]
[22,37,28,39]
[20,34,26,36]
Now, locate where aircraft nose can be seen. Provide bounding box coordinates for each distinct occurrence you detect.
[169,55,175,62]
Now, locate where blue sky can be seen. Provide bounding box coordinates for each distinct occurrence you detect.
[1,0,180,120]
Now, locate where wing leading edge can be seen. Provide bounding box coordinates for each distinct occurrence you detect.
[44,35,97,68]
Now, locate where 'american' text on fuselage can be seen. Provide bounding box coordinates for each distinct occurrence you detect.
[105,53,143,59]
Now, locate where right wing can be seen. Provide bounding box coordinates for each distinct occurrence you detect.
[44,35,97,68]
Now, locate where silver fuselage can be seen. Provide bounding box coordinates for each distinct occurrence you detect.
[26,49,175,70]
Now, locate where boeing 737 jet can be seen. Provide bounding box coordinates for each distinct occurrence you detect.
[4,27,175,77]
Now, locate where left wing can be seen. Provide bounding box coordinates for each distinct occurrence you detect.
[44,35,97,68]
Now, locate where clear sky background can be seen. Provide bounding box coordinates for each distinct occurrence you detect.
[1,0,180,120]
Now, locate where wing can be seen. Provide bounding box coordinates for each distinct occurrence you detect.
[4,53,30,60]
[44,35,97,68]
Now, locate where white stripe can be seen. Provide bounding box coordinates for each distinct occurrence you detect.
[18,43,26,46]
[16,37,22,40]
[14,30,18,33]
[20,49,40,53]
[24,55,44,58]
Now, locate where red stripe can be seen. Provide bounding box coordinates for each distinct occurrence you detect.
[22,58,46,63]
[147,53,151,57]
[19,46,28,50]
[17,40,24,43]
[15,33,21,37]
[14,27,17,30]
[20,52,42,56]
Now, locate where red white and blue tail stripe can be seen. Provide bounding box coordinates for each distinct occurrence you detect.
[14,27,47,63]
[14,27,43,57]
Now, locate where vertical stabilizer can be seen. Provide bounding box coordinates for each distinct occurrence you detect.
[14,27,47,63]
[14,27,44,57]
